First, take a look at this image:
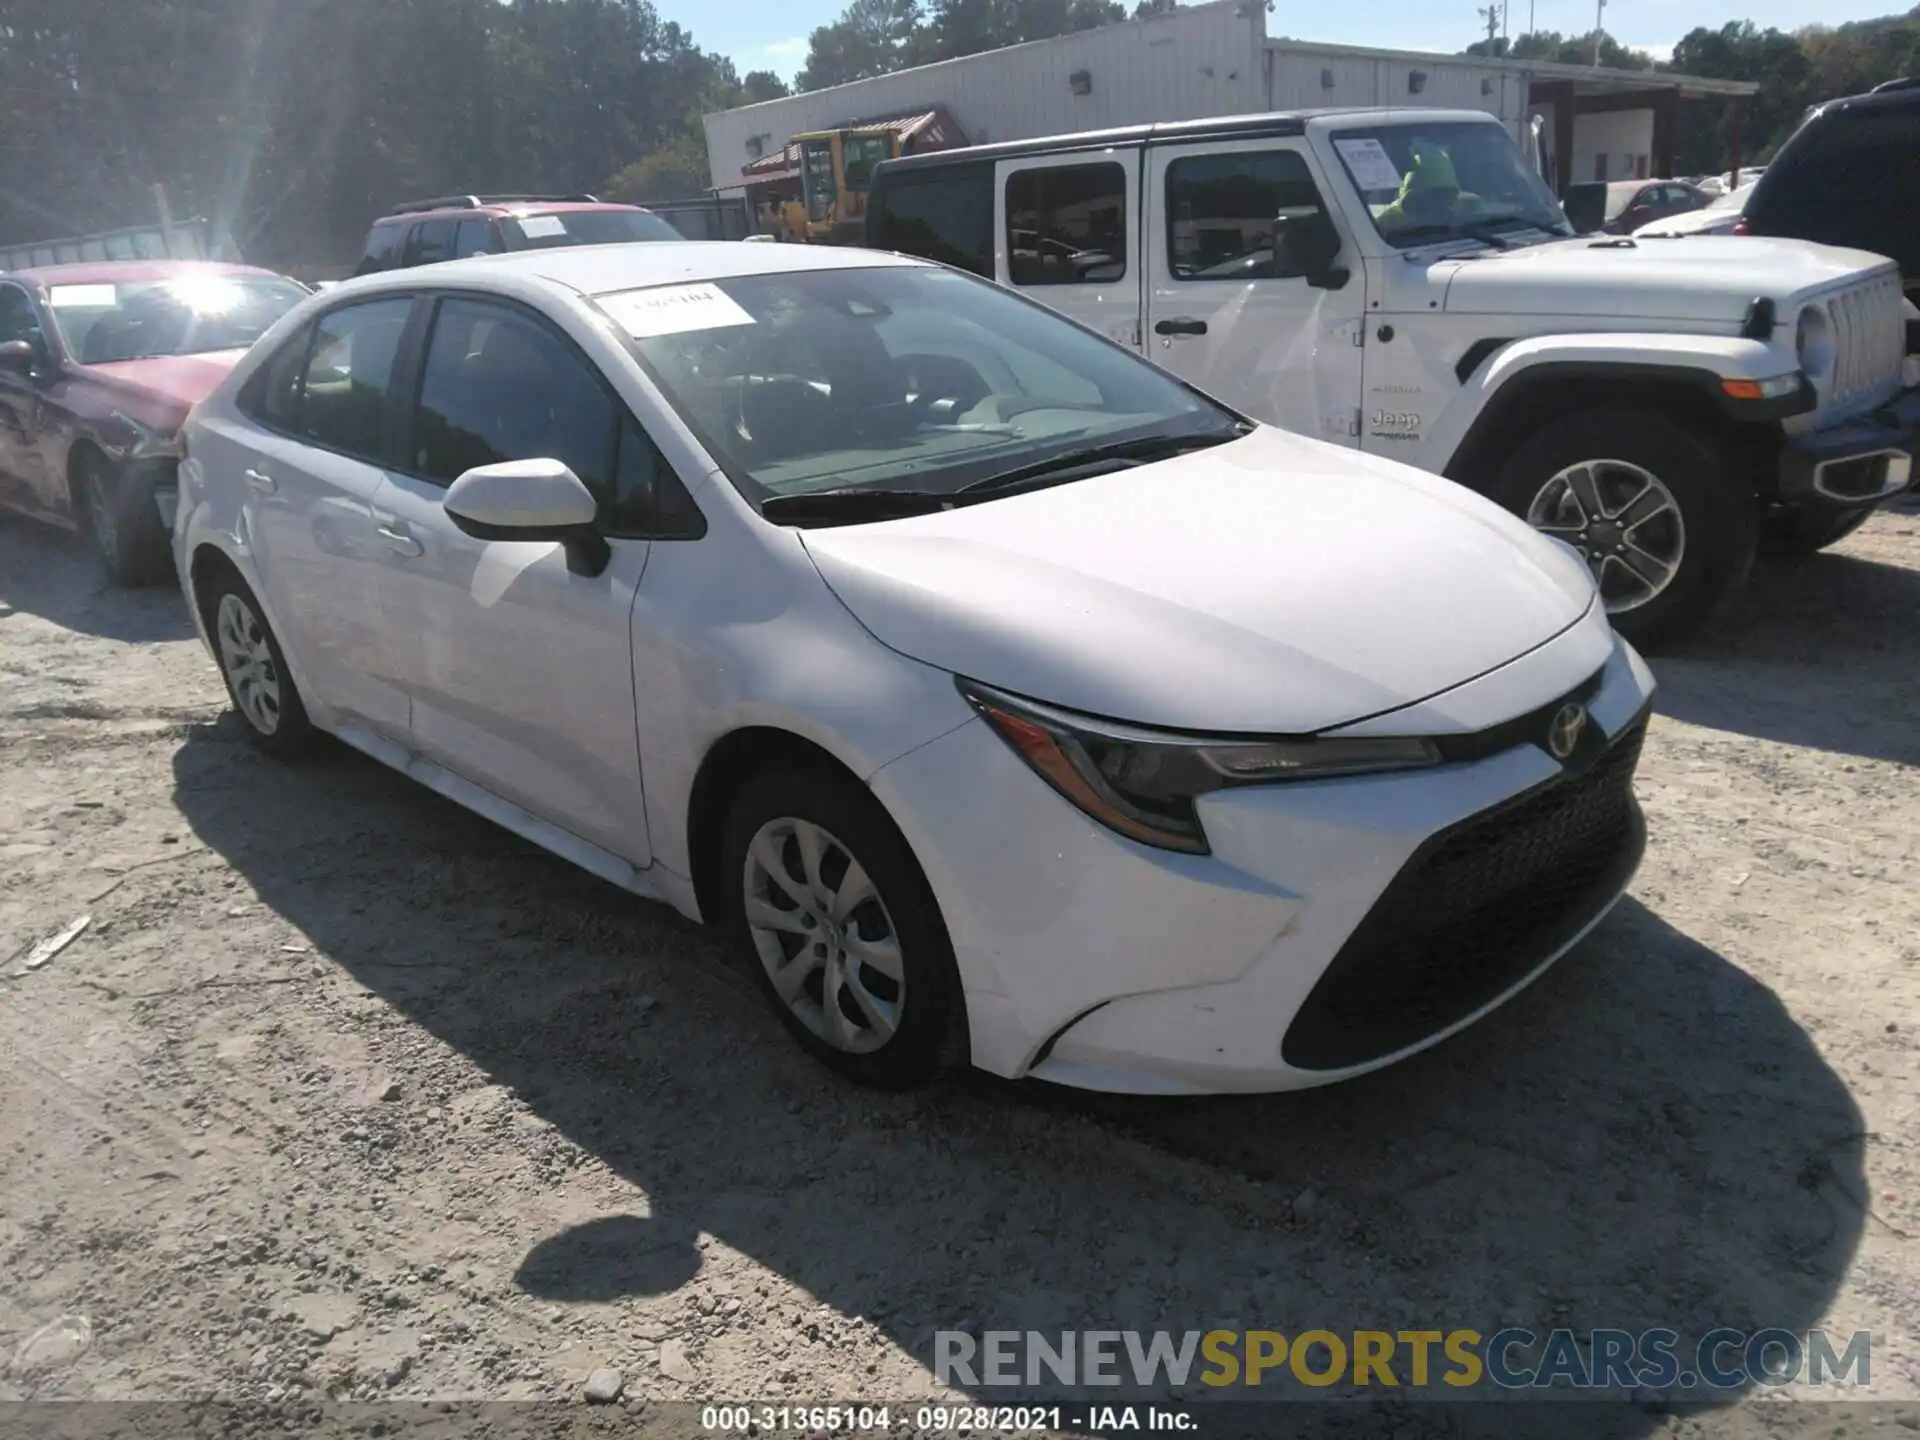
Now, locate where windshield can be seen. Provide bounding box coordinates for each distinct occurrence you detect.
[1329,122,1571,250]
[601,265,1239,507]
[48,273,309,363]
[500,209,680,250]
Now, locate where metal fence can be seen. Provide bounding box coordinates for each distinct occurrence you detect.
[0,219,213,272]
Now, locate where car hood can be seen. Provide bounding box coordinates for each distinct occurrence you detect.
[800,427,1596,734]
[1438,235,1893,322]
[79,349,248,412]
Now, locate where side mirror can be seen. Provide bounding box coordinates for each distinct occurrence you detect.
[1272,212,1348,290]
[443,458,610,577]
[0,339,37,375]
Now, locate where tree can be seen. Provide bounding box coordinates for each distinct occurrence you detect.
[924,0,1125,58]
[1465,28,1655,68]
[796,0,930,90]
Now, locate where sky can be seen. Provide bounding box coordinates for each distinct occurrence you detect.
[660,0,1910,81]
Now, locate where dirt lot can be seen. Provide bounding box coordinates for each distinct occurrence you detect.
[2,503,1918,1435]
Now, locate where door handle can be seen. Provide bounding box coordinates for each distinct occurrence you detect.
[242,467,276,495]
[375,524,423,558]
[1154,318,1209,337]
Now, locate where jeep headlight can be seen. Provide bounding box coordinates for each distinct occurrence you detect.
[1796,304,1834,379]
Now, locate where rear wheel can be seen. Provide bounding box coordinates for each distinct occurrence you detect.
[77,453,173,587]
[200,570,317,758]
[721,766,965,1088]
[1760,504,1876,558]
[1489,409,1756,651]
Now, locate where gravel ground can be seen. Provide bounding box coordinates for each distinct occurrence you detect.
[1,503,1917,1436]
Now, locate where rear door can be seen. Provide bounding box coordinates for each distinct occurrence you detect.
[993,153,1143,350]
[1143,137,1366,446]
[211,295,416,737]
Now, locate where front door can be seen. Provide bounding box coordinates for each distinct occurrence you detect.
[994,152,1144,350]
[1143,138,1367,447]
[0,282,56,517]
[372,294,652,866]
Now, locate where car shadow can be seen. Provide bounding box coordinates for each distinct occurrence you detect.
[1653,533,1920,767]
[169,724,1867,1430]
[0,516,193,643]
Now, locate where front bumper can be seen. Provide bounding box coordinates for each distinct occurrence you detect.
[1779,383,1920,504]
[868,620,1657,1095]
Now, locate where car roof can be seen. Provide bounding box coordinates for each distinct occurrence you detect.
[5,260,283,287]
[374,202,650,224]
[338,240,925,299]
[878,107,1501,173]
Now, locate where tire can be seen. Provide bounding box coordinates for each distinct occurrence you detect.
[1487,408,1757,651]
[76,452,173,587]
[197,569,318,758]
[1760,504,1876,558]
[720,765,967,1088]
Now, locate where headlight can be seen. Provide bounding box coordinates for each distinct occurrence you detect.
[1796,304,1834,377]
[960,680,1440,855]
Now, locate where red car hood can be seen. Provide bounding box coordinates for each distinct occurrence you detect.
[80,349,247,413]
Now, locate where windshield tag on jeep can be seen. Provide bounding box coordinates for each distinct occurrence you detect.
[601,282,756,339]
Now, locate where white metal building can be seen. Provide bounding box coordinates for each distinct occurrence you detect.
[701,0,1756,197]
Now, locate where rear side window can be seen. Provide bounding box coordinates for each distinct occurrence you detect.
[1006,163,1128,286]
[409,297,616,501]
[241,323,314,430]
[868,166,993,277]
[358,223,405,274]
[298,298,413,460]
[1749,110,1920,272]
[404,218,457,267]
[1166,149,1325,280]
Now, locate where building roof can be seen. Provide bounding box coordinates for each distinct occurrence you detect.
[1268,36,1760,101]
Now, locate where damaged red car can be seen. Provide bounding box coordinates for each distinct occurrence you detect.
[0,261,309,584]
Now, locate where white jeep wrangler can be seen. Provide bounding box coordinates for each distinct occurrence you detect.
[867,108,1920,646]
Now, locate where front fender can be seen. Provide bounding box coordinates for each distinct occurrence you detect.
[1424,332,1801,477]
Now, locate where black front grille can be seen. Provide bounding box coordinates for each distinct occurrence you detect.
[1282,720,1648,1072]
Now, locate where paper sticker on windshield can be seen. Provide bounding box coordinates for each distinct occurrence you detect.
[601,283,756,339]
[47,284,118,309]
[1334,138,1405,194]
[516,215,567,239]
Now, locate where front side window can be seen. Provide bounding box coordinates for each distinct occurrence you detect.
[802,142,839,224]
[607,265,1237,506]
[48,273,309,364]
[1006,162,1128,285]
[1331,122,1570,249]
[410,297,617,500]
[497,210,681,250]
[298,298,413,460]
[1166,149,1325,280]
[0,285,44,349]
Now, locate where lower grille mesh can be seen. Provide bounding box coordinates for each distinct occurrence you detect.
[1282,723,1648,1072]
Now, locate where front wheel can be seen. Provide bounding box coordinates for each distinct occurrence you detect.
[1489,409,1756,651]
[77,453,174,587]
[721,766,966,1088]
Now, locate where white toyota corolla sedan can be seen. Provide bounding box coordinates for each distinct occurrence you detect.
[175,241,1655,1095]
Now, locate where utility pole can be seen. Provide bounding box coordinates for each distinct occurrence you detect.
[1593,0,1607,65]
[1478,0,1503,51]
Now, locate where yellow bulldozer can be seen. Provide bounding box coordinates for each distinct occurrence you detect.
[750,109,966,245]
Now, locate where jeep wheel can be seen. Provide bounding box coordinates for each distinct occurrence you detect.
[1491,410,1756,651]
[1760,504,1876,558]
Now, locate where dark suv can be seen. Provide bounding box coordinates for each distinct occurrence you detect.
[353,194,682,274]
[1741,78,1920,307]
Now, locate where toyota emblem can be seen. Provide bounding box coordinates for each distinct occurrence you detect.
[1547,703,1589,761]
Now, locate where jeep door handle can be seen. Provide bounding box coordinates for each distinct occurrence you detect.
[242,467,276,495]
[375,524,423,558]
[1154,318,1209,337]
